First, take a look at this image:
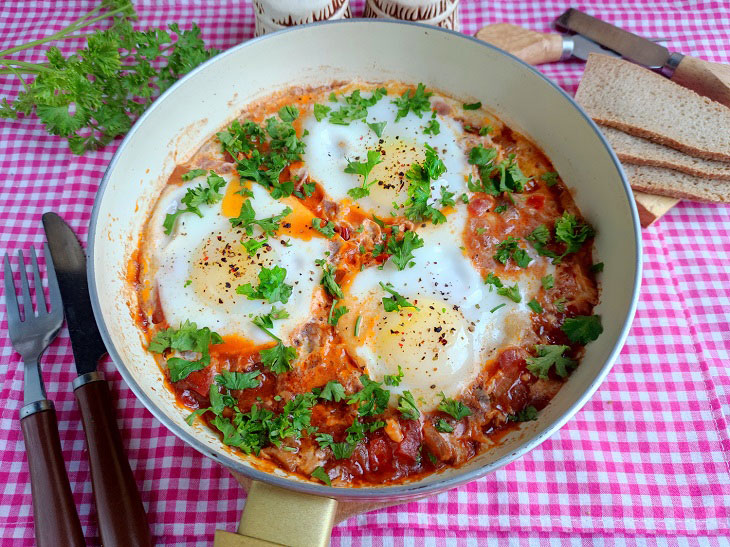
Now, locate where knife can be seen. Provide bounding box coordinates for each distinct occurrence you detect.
[42,212,153,547]
[555,8,730,108]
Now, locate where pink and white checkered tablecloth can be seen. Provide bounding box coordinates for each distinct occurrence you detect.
[1,0,729,545]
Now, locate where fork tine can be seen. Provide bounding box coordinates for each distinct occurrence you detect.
[44,243,63,320]
[3,253,21,328]
[16,249,33,320]
[29,246,47,315]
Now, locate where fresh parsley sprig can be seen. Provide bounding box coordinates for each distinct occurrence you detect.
[392,83,432,121]
[237,266,293,305]
[163,171,226,235]
[526,345,576,379]
[403,144,449,224]
[148,320,223,382]
[386,228,424,271]
[344,149,383,199]
[380,282,418,312]
[437,393,472,420]
[230,199,292,237]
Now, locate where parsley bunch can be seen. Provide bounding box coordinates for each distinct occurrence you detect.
[0,1,218,154]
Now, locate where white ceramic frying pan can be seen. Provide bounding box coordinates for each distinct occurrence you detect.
[88,20,641,545]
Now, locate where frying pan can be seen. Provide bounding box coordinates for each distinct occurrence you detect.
[88,20,642,545]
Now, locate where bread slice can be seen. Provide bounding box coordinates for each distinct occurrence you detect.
[576,54,730,162]
[623,164,730,202]
[601,125,730,180]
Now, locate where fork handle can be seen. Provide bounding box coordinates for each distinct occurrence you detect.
[74,373,152,547]
[20,401,86,547]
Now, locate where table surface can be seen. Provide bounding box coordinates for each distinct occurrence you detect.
[1,0,729,545]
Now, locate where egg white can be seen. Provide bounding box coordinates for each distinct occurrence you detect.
[150,175,328,344]
[337,205,550,410]
[301,93,470,217]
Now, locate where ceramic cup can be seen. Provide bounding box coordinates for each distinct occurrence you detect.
[363,0,460,31]
[253,0,352,36]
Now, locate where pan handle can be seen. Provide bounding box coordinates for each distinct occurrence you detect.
[214,480,337,547]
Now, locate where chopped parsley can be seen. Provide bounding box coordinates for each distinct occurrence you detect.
[181,168,207,181]
[489,303,506,313]
[527,299,544,313]
[439,186,455,207]
[345,149,383,199]
[327,300,349,326]
[541,274,554,290]
[508,405,538,422]
[484,272,503,290]
[494,205,507,214]
[315,258,344,299]
[392,83,432,121]
[313,103,331,121]
[311,466,331,485]
[367,121,387,137]
[460,193,469,204]
[496,283,521,303]
[317,381,346,403]
[236,265,292,304]
[541,171,559,186]
[149,320,223,382]
[312,217,336,238]
[553,297,567,313]
[403,144,449,224]
[424,118,440,135]
[591,262,604,273]
[384,365,404,386]
[230,200,292,237]
[251,307,289,332]
[397,391,420,420]
[347,375,390,417]
[354,315,362,337]
[526,345,576,379]
[259,341,298,374]
[163,171,227,234]
[328,88,387,125]
[437,393,472,420]
[463,101,482,110]
[479,126,493,136]
[242,237,268,256]
[527,213,595,263]
[435,419,454,433]
[494,236,532,268]
[387,228,424,270]
[380,282,418,312]
[468,148,530,195]
[561,315,603,344]
[215,370,261,390]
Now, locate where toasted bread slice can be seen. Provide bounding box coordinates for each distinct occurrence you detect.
[601,126,730,181]
[623,164,730,202]
[576,54,730,162]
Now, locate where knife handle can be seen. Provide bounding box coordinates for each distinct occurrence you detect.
[20,401,86,547]
[73,373,152,547]
[671,55,730,109]
[475,23,565,65]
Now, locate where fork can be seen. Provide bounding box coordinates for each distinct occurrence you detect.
[3,245,85,547]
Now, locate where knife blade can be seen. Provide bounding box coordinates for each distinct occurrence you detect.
[568,33,621,62]
[42,212,152,547]
[555,8,683,73]
[42,212,106,374]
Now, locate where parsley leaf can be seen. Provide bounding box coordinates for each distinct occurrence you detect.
[554,212,595,255]
[591,262,604,273]
[496,283,521,303]
[163,171,227,234]
[463,101,482,110]
[380,282,418,312]
[328,88,387,125]
[260,342,297,374]
[384,365,404,386]
[236,265,293,304]
[554,297,567,313]
[435,419,454,433]
[229,199,292,237]
[485,272,503,290]
[318,381,346,402]
[397,391,420,420]
[327,300,349,326]
[437,393,472,420]
[493,236,531,267]
[561,315,603,344]
[526,345,576,379]
[424,118,440,135]
[215,370,261,390]
[312,218,336,238]
[315,433,354,460]
[367,121,387,137]
[541,171,559,186]
[242,237,268,256]
[347,375,390,417]
[387,229,424,270]
[181,168,207,181]
[315,258,344,299]
[251,307,290,333]
[508,405,538,422]
[278,105,298,123]
[527,299,543,313]
[541,274,554,290]
[392,83,432,121]
[345,149,382,199]
[313,103,331,121]
[526,224,560,261]
[311,466,331,485]
[149,320,223,382]
[403,144,448,224]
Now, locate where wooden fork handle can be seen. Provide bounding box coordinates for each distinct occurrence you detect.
[20,401,86,547]
[475,23,565,65]
[74,374,152,547]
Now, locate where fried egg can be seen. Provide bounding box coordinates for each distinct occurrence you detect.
[302,92,470,217]
[149,174,328,344]
[337,205,551,410]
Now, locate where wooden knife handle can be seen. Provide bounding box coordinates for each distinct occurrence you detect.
[74,374,152,547]
[671,55,730,109]
[20,403,86,547]
[475,23,565,65]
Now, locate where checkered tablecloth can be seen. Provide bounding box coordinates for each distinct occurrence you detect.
[1,1,729,545]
